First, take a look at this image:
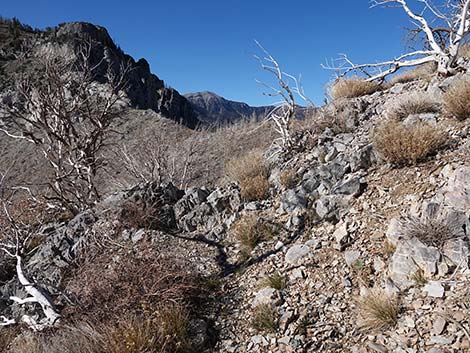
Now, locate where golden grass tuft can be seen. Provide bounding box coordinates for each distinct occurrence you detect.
[388,92,439,120]
[226,151,270,201]
[330,78,383,100]
[279,169,298,189]
[443,76,470,120]
[410,269,428,287]
[251,304,279,333]
[260,272,287,290]
[102,306,190,353]
[231,214,275,252]
[9,309,191,353]
[356,288,400,330]
[373,120,447,166]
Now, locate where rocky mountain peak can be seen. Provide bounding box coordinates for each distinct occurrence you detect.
[56,21,116,49]
[0,19,201,128]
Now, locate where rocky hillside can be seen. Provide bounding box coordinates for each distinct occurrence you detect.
[1,57,469,353]
[0,19,200,128]
[185,91,273,124]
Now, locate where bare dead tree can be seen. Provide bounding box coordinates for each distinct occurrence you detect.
[0,44,131,214]
[323,0,470,81]
[0,173,60,331]
[254,40,314,158]
[112,129,202,190]
[116,140,170,187]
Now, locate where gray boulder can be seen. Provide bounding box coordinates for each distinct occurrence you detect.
[285,244,311,265]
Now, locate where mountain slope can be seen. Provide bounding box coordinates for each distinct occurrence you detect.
[0,19,200,128]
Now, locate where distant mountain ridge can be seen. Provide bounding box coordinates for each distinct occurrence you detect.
[185,91,317,125]
[184,91,272,124]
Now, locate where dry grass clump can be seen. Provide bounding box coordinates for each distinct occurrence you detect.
[251,304,279,333]
[373,120,447,165]
[260,272,287,290]
[401,213,463,249]
[330,78,383,100]
[410,269,428,287]
[458,42,470,58]
[103,306,190,353]
[383,241,396,258]
[390,62,436,85]
[231,214,275,251]
[356,288,399,330]
[279,169,298,189]
[388,92,439,120]
[443,76,470,120]
[9,310,191,353]
[226,151,270,201]
[312,99,359,135]
[0,326,19,352]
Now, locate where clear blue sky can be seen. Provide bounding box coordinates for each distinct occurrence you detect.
[2,0,412,106]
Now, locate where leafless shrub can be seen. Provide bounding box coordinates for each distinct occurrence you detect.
[254,41,314,156]
[226,151,270,201]
[443,76,470,120]
[323,1,470,80]
[118,199,159,230]
[388,92,440,120]
[356,288,399,330]
[330,78,384,100]
[0,44,130,214]
[390,62,436,85]
[64,243,201,324]
[372,120,447,165]
[0,176,61,330]
[113,129,203,190]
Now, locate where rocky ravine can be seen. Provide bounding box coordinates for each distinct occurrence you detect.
[1,59,470,352]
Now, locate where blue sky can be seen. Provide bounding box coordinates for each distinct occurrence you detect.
[2,0,413,106]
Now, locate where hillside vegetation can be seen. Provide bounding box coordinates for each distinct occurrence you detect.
[0,14,470,353]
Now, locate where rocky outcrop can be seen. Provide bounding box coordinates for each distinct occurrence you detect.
[387,165,470,289]
[56,22,200,128]
[1,21,201,128]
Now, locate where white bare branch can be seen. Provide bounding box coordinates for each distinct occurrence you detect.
[0,316,16,327]
[254,40,314,157]
[325,0,470,81]
[0,174,61,331]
